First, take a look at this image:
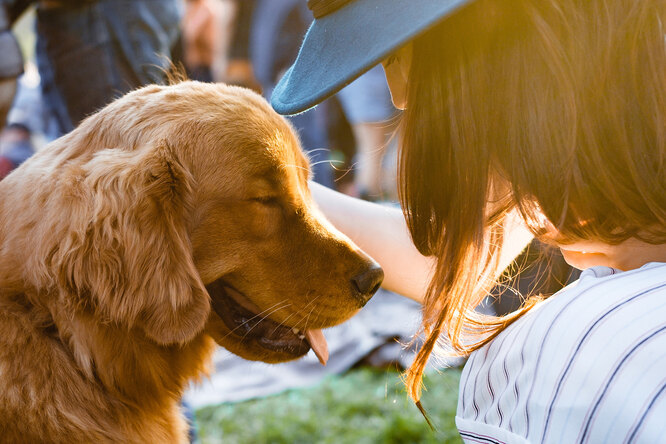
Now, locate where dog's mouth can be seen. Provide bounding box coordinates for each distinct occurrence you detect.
[205,278,329,365]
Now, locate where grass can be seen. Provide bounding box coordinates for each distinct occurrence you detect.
[195,366,463,444]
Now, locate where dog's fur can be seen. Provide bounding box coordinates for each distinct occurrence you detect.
[0,82,380,442]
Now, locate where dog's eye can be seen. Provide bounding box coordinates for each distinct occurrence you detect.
[251,196,279,205]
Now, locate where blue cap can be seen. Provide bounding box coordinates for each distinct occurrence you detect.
[271,0,472,115]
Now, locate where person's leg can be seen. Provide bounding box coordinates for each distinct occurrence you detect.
[35,0,181,134]
[0,6,23,129]
[0,79,16,128]
[336,65,396,200]
[349,121,396,200]
[0,27,22,129]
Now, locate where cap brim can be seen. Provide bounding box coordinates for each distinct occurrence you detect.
[271,0,471,115]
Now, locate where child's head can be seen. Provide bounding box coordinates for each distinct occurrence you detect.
[402,0,665,254]
[398,0,665,402]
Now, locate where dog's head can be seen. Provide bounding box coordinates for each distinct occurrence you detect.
[15,81,382,363]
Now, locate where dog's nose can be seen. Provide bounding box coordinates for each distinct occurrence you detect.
[351,264,384,306]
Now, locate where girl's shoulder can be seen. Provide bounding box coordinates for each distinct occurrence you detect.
[456,262,666,444]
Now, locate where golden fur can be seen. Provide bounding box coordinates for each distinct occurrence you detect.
[0,81,381,442]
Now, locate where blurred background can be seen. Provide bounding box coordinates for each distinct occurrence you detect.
[2,0,402,202]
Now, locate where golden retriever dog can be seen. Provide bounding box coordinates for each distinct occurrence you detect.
[0,81,383,443]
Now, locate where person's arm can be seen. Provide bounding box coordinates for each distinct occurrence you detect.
[209,0,236,83]
[310,182,534,304]
[310,182,434,303]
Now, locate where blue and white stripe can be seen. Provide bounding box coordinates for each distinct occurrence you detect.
[456,262,666,444]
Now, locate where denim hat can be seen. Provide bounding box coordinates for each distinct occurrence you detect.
[271,0,471,115]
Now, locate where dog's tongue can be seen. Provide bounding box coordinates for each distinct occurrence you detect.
[305,329,328,365]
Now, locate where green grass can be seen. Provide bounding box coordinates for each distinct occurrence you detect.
[195,367,463,444]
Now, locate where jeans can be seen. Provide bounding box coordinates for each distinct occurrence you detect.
[336,65,395,124]
[35,0,182,136]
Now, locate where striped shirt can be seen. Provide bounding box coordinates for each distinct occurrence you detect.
[456,262,666,444]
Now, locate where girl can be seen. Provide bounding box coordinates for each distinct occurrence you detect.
[272,0,666,442]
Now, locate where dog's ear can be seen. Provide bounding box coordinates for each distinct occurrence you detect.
[54,142,209,345]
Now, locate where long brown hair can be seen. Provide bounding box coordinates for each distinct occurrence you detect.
[399,0,666,408]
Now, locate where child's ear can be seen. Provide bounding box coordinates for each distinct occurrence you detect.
[54,141,210,345]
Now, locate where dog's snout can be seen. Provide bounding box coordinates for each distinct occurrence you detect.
[351,263,384,306]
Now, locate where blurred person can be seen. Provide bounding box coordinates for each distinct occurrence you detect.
[7,63,60,143]
[182,0,236,83]
[27,0,182,136]
[0,122,34,178]
[224,0,260,92]
[336,65,397,201]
